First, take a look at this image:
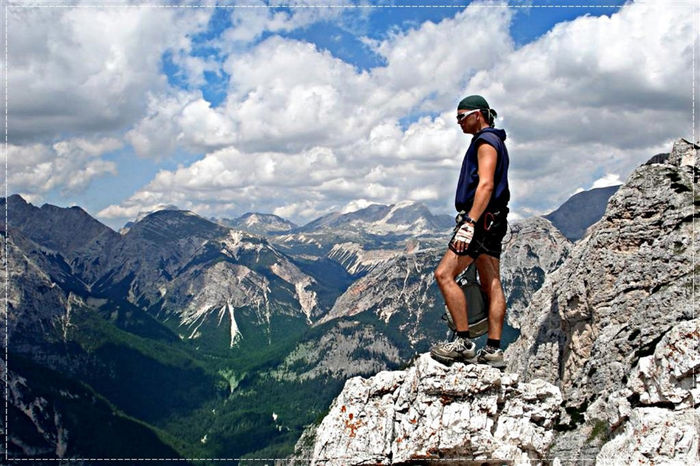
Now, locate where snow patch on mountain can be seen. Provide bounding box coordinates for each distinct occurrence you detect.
[276,233,324,248]
[245,214,262,226]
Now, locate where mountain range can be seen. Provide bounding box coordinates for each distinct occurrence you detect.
[215,212,298,236]
[2,181,618,462]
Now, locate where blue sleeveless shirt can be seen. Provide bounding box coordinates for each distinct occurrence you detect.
[454,127,510,212]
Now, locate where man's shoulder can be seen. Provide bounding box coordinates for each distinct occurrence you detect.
[474,131,503,150]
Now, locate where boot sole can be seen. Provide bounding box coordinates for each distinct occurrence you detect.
[430,351,477,366]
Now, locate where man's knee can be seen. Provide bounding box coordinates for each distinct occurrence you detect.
[435,252,473,285]
[434,265,452,285]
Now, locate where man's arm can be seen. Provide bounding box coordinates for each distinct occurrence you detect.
[467,143,497,222]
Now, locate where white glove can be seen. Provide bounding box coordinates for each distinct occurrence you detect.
[453,222,474,245]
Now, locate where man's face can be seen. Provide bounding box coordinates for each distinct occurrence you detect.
[456,109,479,134]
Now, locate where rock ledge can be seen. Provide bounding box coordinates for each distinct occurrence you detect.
[309,354,562,465]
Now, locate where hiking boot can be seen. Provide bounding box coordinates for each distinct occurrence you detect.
[430,337,476,365]
[477,346,506,370]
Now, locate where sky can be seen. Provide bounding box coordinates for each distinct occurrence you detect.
[2,0,697,230]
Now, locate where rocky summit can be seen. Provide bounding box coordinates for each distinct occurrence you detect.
[309,354,562,465]
[300,138,699,465]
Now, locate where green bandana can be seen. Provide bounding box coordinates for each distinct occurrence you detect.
[457,95,498,119]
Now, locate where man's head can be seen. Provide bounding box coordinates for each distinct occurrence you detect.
[456,95,497,134]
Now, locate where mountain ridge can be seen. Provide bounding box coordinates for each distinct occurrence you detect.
[544,185,621,241]
[216,212,298,236]
[294,201,453,235]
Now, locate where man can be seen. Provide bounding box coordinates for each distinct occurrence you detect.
[430,95,510,369]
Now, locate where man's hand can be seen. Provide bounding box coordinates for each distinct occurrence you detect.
[452,222,474,253]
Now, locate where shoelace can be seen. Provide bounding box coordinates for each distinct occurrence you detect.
[443,339,471,352]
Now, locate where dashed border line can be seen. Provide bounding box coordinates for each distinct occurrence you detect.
[3,0,697,463]
[2,4,651,9]
[693,0,697,400]
[4,0,8,463]
[4,458,603,462]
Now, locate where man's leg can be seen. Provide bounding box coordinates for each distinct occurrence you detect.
[434,250,474,331]
[475,254,506,341]
[431,249,477,365]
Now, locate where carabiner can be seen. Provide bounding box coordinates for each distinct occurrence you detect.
[484,212,495,231]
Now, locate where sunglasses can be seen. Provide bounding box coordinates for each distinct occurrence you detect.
[456,109,479,122]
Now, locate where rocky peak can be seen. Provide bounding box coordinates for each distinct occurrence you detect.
[124,209,227,244]
[543,185,620,242]
[297,201,452,236]
[1,195,118,261]
[500,216,572,329]
[503,138,698,459]
[381,201,451,229]
[506,138,697,406]
[306,354,562,465]
[216,212,298,236]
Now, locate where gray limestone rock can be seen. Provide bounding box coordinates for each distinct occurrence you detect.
[505,138,698,462]
[0,233,74,350]
[589,319,700,465]
[626,318,699,409]
[326,241,404,276]
[505,139,697,409]
[309,354,562,465]
[217,212,298,236]
[500,217,572,330]
[596,407,699,464]
[668,138,699,167]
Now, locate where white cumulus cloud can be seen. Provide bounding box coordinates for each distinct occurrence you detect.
[6,137,122,196]
[591,174,623,189]
[7,5,212,142]
[465,1,693,212]
[7,1,695,228]
[99,2,515,224]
